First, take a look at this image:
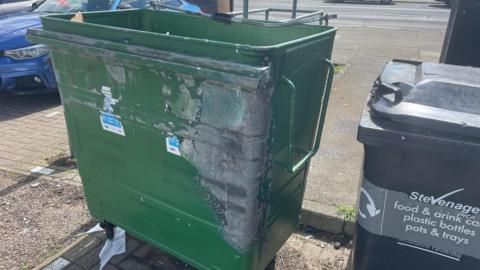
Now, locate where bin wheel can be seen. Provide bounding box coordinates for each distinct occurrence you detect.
[104,221,115,240]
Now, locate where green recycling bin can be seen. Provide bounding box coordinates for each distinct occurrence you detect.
[28,9,336,270]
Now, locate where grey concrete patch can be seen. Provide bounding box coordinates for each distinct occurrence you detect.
[43,258,71,270]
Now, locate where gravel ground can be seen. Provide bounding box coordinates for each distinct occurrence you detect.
[0,170,91,270]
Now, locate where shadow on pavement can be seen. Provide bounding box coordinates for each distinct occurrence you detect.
[0,91,61,122]
[0,165,70,197]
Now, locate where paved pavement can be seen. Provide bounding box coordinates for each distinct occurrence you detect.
[0,92,80,186]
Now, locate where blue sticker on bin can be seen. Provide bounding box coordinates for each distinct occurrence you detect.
[100,112,125,136]
[166,135,181,156]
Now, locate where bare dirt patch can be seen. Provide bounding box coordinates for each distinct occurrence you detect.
[274,227,352,270]
[0,170,90,270]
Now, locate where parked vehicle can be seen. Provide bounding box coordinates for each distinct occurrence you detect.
[154,0,202,13]
[0,0,200,95]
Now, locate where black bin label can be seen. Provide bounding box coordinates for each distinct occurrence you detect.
[358,178,480,261]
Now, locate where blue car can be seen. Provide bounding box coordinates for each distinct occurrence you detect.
[0,0,198,95]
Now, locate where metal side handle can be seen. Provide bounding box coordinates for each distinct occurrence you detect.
[282,58,335,173]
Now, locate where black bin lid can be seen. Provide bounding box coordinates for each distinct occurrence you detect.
[371,60,480,138]
[359,60,480,160]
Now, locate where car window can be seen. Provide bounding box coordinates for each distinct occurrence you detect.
[33,0,113,13]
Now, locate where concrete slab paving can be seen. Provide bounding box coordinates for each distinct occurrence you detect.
[0,92,71,179]
[303,24,446,233]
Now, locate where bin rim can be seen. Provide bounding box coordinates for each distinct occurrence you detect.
[40,9,337,53]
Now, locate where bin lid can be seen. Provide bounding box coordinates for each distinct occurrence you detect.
[369,60,480,138]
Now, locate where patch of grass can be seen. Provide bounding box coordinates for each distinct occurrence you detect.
[336,204,357,222]
[20,263,33,270]
[334,63,346,75]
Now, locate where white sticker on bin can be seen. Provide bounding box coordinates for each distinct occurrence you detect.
[100,111,125,136]
[166,135,181,156]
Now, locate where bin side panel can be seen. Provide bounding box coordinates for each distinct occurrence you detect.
[267,32,335,221]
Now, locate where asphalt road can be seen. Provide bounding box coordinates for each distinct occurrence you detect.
[234,0,451,30]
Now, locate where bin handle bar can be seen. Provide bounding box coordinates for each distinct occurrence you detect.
[282,58,335,173]
[150,3,337,26]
